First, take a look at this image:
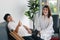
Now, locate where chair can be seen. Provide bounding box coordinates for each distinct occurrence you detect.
[10,31,24,40]
[51,15,59,40]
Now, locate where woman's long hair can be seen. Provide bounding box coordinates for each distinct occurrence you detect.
[42,5,51,18]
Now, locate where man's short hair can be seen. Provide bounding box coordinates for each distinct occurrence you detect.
[4,14,11,21]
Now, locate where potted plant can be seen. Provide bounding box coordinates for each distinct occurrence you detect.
[25,0,39,30]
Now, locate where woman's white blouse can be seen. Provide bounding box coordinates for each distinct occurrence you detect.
[36,15,54,40]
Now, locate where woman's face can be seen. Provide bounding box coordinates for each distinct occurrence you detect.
[43,8,48,16]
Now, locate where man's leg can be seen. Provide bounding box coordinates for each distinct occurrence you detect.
[23,36,34,40]
[32,36,43,40]
[36,37,44,40]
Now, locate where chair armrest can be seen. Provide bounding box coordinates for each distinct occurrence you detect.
[10,31,24,40]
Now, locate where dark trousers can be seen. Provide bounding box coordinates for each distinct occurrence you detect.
[23,36,43,40]
[32,36,43,40]
[23,36,34,40]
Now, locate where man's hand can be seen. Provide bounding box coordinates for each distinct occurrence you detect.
[27,29,32,34]
[23,25,32,34]
[15,21,22,33]
[17,21,22,27]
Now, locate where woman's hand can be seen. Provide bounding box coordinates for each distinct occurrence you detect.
[37,31,41,37]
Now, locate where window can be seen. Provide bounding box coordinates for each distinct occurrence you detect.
[48,0,58,15]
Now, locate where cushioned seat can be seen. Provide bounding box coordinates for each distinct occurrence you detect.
[52,15,59,33]
[0,22,8,40]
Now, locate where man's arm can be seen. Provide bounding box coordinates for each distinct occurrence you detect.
[14,25,20,33]
[23,25,32,34]
[14,21,22,33]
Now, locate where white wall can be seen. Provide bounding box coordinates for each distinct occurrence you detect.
[0,0,33,29]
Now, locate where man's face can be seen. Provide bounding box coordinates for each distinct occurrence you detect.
[7,15,13,22]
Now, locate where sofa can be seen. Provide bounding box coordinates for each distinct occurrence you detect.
[0,22,8,40]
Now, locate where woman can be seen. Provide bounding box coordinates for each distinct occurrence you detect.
[36,5,54,40]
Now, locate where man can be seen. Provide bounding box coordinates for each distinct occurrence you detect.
[4,13,43,40]
[4,13,34,40]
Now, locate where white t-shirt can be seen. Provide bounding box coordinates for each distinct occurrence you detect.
[8,21,32,37]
